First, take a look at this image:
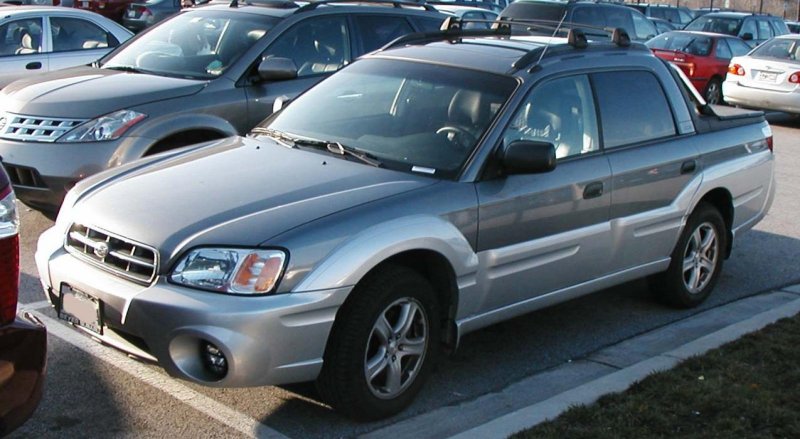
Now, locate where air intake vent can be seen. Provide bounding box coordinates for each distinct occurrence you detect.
[65,224,158,285]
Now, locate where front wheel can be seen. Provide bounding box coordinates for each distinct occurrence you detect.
[316,265,440,420]
[650,203,727,308]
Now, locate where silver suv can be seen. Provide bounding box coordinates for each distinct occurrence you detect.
[0,0,446,215]
[37,22,775,420]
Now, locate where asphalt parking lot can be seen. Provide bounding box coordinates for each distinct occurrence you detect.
[11,113,800,438]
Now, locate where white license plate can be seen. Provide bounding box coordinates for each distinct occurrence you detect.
[59,284,102,335]
[756,71,778,83]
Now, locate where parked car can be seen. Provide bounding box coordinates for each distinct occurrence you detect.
[435,4,498,27]
[627,3,694,28]
[650,17,676,34]
[73,0,138,22]
[428,0,507,14]
[684,12,790,47]
[0,164,47,437]
[0,6,133,88]
[723,34,800,114]
[500,0,658,43]
[647,30,752,104]
[36,18,775,420]
[121,0,183,33]
[0,0,447,216]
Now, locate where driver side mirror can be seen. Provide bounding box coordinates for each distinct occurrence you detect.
[501,140,556,175]
[741,32,754,41]
[257,57,297,82]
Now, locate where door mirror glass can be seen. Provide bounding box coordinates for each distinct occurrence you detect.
[741,32,753,41]
[257,57,297,82]
[502,140,556,175]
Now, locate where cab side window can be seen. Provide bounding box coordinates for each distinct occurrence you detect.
[715,39,731,60]
[727,38,752,56]
[50,17,119,52]
[353,15,413,54]
[740,19,757,39]
[592,71,676,148]
[756,20,773,40]
[503,75,599,160]
[267,16,349,77]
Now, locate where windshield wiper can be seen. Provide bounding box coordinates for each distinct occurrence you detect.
[250,128,381,167]
[104,65,146,73]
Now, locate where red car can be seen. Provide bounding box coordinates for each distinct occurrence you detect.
[74,0,136,22]
[646,30,752,104]
[0,164,46,436]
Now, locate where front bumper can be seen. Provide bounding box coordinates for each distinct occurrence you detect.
[723,80,800,114]
[0,312,47,437]
[0,136,146,213]
[36,226,349,387]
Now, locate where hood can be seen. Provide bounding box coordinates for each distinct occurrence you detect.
[68,136,438,268]
[1,66,206,118]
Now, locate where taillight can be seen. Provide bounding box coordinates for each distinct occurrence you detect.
[789,72,800,84]
[728,64,745,76]
[766,135,773,152]
[0,188,20,325]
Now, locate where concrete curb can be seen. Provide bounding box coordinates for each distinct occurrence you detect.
[449,288,800,439]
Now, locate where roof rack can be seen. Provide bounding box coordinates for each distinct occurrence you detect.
[383,16,637,71]
[294,0,438,13]
[227,0,299,8]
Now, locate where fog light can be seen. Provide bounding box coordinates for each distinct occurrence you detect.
[200,341,228,379]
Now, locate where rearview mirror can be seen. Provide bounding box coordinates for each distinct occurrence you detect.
[501,140,556,175]
[257,57,297,82]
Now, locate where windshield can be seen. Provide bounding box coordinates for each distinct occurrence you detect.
[647,32,712,56]
[102,11,277,79]
[751,38,800,61]
[684,16,741,36]
[260,59,517,178]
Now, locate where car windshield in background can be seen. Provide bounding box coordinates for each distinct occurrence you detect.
[501,2,566,21]
[684,16,740,36]
[261,59,517,178]
[102,11,277,79]
[647,32,712,56]
[750,38,800,60]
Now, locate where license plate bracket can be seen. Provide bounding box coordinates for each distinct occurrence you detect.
[59,284,103,335]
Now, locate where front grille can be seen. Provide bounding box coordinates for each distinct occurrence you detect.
[65,224,158,285]
[0,113,86,142]
[2,163,46,188]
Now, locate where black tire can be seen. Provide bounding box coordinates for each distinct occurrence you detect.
[650,203,727,308]
[704,78,724,105]
[316,264,440,420]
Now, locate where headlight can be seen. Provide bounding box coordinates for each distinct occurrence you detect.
[58,110,147,143]
[170,248,287,295]
[0,189,19,239]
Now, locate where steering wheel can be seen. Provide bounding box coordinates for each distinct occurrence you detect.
[436,126,477,149]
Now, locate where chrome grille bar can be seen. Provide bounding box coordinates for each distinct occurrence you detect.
[0,113,86,142]
[65,224,158,285]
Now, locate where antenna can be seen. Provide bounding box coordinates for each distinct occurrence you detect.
[535,10,567,66]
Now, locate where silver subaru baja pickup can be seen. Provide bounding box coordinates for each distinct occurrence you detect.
[36,23,775,420]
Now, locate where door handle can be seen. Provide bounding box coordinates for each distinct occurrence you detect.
[25,62,42,70]
[583,181,604,199]
[681,160,697,174]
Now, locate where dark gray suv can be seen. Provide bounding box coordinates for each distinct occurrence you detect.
[684,12,790,47]
[0,0,446,215]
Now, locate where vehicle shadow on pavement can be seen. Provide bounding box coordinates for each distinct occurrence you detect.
[255,229,800,438]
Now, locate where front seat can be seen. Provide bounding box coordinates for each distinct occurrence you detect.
[15,31,40,55]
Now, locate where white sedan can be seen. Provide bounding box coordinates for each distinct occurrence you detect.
[723,34,800,114]
[0,6,132,88]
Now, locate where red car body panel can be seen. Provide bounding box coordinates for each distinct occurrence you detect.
[74,0,136,22]
[0,166,47,437]
[651,42,730,96]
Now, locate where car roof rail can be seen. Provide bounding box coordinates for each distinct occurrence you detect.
[294,0,438,13]
[227,0,299,8]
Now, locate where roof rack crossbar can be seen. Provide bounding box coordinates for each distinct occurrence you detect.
[381,23,512,51]
[294,0,437,13]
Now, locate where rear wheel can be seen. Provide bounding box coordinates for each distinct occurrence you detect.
[704,78,723,105]
[316,265,440,420]
[650,203,727,308]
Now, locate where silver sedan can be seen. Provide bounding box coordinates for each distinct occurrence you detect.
[0,6,132,88]
[723,34,800,114]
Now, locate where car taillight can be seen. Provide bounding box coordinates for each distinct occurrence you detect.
[728,64,745,76]
[766,135,773,152]
[0,187,20,325]
[789,72,800,84]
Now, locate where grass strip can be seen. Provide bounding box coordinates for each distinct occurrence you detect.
[513,314,800,438]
